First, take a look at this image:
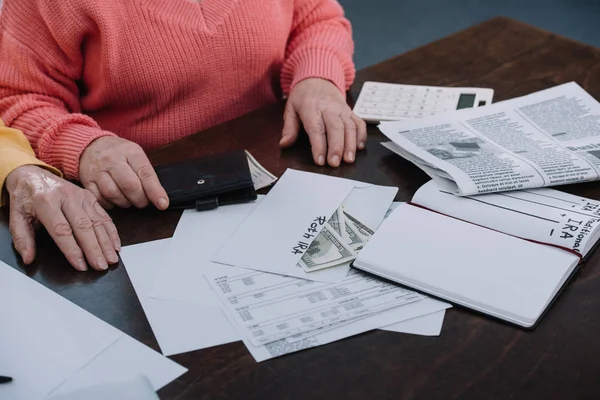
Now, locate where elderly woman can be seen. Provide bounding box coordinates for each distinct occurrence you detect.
[1,122,119,271]
[0,0,365,210]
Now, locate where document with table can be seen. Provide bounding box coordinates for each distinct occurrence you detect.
[122,237,449,359]
[205,268,422,346]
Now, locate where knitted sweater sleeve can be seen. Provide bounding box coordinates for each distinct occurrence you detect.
[280,0,356,96]
[0,0,115,179]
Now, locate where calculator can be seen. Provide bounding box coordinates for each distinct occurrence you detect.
[353,81,494,123]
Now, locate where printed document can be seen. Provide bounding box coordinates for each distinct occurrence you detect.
[379,82,600,195]
[413,180,600,256]
[203,267,423,347]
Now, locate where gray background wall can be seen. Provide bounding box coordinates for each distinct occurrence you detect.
[339,0,600,69]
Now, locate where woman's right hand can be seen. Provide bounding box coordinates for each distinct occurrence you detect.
[79,136,170,210]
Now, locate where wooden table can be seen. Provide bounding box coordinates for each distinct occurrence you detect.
[2,17,600,399]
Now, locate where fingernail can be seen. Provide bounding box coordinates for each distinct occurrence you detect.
[358,141,365,150]
[97,257,108,271]
[158,198,168,209]
[331,155,340,167]
[318,155,325,166]
[346,151,354,162]
[78,259,88,271]
[114,240,122,252]
[108,251,119,264]
[21,249,28,262]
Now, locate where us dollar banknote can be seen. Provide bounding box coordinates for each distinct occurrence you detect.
[343,211,375,251]
[327,206,349,241]
[344,218,365,250]
[300,224,356,272]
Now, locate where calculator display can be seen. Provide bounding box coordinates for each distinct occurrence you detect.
[456,93,476,110]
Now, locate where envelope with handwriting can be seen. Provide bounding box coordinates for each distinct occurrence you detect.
[211,169,398,282]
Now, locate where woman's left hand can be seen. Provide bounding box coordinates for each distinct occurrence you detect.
[280,78,367,167]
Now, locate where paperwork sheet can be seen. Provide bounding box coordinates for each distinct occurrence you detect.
[204,267,423,347]
[146,197,451,361]
[0,262,186,400]
[381,310,446,336]
[46,375,158,400]
[121,239,238,356]
[231,296,450,362]
[125,239,448,359]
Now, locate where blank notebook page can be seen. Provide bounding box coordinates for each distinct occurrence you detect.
[356,204,579,326]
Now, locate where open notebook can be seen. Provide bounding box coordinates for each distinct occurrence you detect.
[353,180,600,328]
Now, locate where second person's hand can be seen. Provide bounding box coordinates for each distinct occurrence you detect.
[6,165,120,271]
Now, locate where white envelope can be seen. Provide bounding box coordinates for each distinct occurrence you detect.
[211,169,398,282]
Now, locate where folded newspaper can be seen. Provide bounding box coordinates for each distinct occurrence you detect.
[378,82,600,196]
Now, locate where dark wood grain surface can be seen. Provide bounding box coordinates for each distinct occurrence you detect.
[2,17,600,399]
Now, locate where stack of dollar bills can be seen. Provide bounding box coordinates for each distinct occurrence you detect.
[300,206,374,272]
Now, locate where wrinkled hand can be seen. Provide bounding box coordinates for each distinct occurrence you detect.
[280,78,367,167]
[79,136,169,210]
[6,165,121,271]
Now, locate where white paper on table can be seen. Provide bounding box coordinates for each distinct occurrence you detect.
[230,297,451,362]
[50,335,184,397]
[147,201,265,354]
[142,196,448,361]
[46,375,158,400]
[0,262,186,400]
[286,298,450,343]
[380,310,446,336]
[148,187,399,354]
[211,169,358,281]
[151,200,263,306]
[204,265,425,347]
[120,239,239,356]
[145,176,396,354]
[0,263,120,400]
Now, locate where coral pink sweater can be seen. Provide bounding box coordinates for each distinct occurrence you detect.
[0,0,355,179]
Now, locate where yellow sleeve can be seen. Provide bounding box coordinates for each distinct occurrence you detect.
[0,120,62,207]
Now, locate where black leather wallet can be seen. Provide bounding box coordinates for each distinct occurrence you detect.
[154,150,257,211]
